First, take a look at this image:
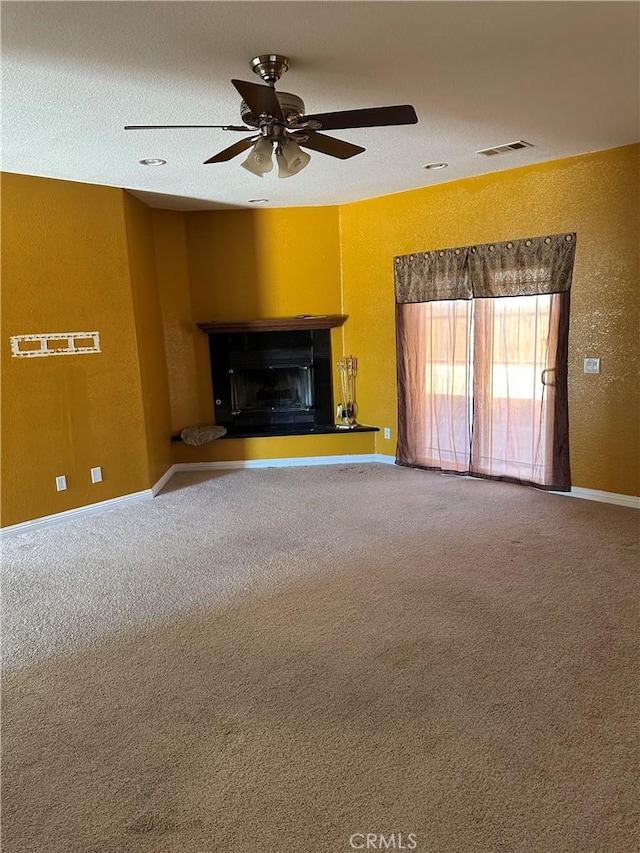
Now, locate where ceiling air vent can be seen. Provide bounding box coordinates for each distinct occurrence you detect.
[476,140,534,157]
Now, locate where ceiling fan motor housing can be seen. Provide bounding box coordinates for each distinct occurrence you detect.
[240,92,306,128]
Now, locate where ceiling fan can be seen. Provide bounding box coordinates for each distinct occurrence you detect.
[125,54,418,178]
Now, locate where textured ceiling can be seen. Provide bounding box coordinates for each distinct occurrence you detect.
[2,1,639,210]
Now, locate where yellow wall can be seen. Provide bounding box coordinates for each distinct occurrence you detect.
[1,175,151,526]
[123,192,173,486]
[339,144,640,495]
[185,207,343,321]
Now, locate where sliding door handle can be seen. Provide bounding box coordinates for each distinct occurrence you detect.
[541,368,555,387]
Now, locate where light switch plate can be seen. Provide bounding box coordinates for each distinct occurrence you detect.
[90,466,103,484]
[584,357,601,374]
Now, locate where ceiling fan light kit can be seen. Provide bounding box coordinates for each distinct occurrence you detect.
[125,54,418,179]
[241,137,274,176]
[277,140,311,178]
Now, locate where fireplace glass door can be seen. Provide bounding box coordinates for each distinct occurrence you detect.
[231,366,314,417]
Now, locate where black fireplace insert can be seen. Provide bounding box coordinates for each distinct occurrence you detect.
[208,329,333,435]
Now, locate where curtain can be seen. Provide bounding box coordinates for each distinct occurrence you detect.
[396,300,472,473]
[470,293,570,489]
[394,233,575,491]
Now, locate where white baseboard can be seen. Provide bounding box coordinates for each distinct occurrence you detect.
[151,465,176,496]
[374,454,397,465]
[4,459,636,537]
[550,486,639,509]
[172,453,379,473]
[0,489,154,539]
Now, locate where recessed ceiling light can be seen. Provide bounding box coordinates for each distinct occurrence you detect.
[138,158,166,166]
[423,162,448,170]
[248,198,268,204]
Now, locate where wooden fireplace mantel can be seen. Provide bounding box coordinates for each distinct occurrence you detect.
[196,314,348,334]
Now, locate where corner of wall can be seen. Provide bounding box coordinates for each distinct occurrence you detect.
[122,193,173,488]
[150,208,212,434]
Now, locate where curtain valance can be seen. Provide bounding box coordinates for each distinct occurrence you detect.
[394,233,577,303]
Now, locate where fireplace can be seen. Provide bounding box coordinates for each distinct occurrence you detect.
[198,316,347,437]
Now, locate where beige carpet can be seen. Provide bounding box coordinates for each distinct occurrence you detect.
[2,464,638,852]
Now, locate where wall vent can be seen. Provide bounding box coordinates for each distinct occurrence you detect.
[476,140,534,157]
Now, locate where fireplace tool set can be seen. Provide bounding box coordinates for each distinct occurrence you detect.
[336,355,359,428]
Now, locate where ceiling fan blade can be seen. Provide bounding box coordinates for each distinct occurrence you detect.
[301,104,418,131]
[295,131,365,160]
[125,125,252,131]
[231,79,284,122]
[203,137,257,164]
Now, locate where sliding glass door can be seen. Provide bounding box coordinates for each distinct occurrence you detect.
[396,293,570,490]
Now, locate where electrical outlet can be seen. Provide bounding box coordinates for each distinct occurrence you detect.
[90,466,103,484]
[384,428,392,439]
[584,357,601,375]
[55,475,67,491]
